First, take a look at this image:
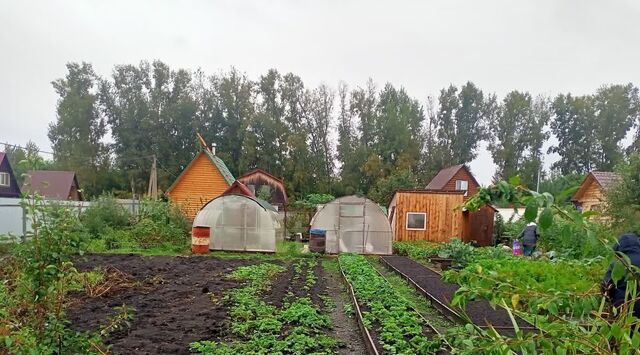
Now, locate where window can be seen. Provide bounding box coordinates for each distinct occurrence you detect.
[0,172,9,187]
[455,180,468,191]
[406,212,427,230]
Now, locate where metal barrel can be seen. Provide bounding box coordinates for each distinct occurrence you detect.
[191,226,210,254]
[308,228,326,253]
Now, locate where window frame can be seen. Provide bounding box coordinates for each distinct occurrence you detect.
[455,180,469,191]
[406,212,427,231]
[0,172,9,187]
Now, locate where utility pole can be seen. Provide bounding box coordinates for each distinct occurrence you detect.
[147,155,158,200]
[536,164,541,193]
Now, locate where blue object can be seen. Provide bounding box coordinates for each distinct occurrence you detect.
[309,228,326,236]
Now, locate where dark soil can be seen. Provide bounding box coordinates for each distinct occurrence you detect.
[67,254,256,355]
[381,255,534,336]
[321,260,368,355]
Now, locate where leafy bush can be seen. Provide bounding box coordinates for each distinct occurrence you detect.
[437,238,475,267]
[0,196,104,354]
[290,194,335,210]
[81,195,131,237]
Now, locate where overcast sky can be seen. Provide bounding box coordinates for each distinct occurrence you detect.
[2,0,640,185]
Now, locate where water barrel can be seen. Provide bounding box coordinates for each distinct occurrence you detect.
[309,228,326,253]
[191,226,210,254]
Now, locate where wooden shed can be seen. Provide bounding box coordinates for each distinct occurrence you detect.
[166,146,235,220]
[237,168,288,211]
[572,171,621,213]
[425,164,479,199]
[388,189,496,246]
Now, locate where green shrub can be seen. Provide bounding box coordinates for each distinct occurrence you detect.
[81,195,131,237]
[393,241,441,259]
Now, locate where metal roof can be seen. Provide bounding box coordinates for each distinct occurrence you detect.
[22,170,82,200]
[204,150,235,185]
[425,164,479,190]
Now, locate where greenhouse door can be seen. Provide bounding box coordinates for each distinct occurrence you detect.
[338,202,365,253]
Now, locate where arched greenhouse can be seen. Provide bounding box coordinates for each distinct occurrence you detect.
[310,195,392,254]
[192,194,278,252]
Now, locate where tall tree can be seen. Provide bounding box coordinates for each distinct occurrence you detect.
[49,62,108,197]
[434,82,493,165]
[488,92,549,187]
[549,94,599,174]
[336,82,360,194]
[592,83,639,170]
[306,84,335,193]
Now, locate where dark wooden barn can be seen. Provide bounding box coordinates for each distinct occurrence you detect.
[237,168,288,211]
[22,170,83,201]
[0,152,21,198]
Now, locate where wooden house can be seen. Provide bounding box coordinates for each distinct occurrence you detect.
[166,146,235,220]
[425,164,479,199]
[572,171,621,212]
[0,152,21,198]
[22,171,83,201]
[388,189,496,246]
[237,168,288,211]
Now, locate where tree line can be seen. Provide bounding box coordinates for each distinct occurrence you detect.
[11,61,640,202]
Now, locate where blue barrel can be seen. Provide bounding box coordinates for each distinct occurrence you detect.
[309,228,326,253]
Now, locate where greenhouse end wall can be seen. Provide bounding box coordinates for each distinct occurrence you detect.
[192,194,277,252]
[310,195,392,255]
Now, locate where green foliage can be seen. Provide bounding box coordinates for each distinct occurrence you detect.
[81,194,131,237]
[369,169,417,205]
[437,238,475,268]
[290,193,335,210]
[607,153,640,233]
[393,241,442,259]
[339,254,442,353]
[538,173,584,205]
[192,261,338,354]
[0,195,104,354]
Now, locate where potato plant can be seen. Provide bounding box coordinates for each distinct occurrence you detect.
[339,254,442,354]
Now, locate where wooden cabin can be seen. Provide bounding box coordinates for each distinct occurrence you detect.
[388,189,495,246]
[425,164,479,199]
[572,171,621,213]
[22,171,83,201]
[0,152,21,198]
[166,147,235,220]
[237,168,288,211]
[389,190,465,242]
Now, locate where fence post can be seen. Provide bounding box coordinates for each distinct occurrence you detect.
[21,205,27,242]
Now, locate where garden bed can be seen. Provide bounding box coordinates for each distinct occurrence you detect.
[67,254,256,354]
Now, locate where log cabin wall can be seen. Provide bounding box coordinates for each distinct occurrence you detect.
[389,191,465,242]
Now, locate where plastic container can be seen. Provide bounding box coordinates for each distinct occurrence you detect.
[512,239,522,256]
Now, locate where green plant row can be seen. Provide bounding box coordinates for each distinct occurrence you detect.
[444,257,605,318]
[190,261,338,354]
[338,254,442,354]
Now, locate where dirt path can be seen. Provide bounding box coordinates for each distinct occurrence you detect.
[67,254,256,355]
[321,259,367,355]
[380,255,534,336]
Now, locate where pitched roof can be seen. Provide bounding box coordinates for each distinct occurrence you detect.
[425,164,479,190]
[204,150,235,185]
[572,171,622,202]
[223,180,254,197]
[238,168,285,184]
[22,171,81,200]
[590,171,622,190]
[0,152,6,163]
[166,150,235,193]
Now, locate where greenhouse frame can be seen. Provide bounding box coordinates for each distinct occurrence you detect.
[192,194,279,252]
[310,195,393,254]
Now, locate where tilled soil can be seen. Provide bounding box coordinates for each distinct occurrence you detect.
[381,256,534,336]
[321,260,368,355]
[67,254,256,355]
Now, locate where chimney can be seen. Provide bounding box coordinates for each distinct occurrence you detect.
[209,143,216,155]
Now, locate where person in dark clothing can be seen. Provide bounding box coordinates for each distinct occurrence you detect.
[519,222,539,256]
[601,233,640,318]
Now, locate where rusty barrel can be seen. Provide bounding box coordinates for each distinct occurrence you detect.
[191,226,210,254]
[309,228,326,253]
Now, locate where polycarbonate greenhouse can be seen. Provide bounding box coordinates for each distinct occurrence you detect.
[310,195,393,254]
[192,194,278,252]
